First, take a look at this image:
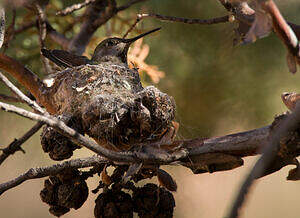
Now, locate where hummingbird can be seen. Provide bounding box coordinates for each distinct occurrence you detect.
[41,27,161,68]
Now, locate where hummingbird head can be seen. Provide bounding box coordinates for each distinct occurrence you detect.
[91,27,161,65]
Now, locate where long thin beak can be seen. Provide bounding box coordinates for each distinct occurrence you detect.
[124,27,161,44]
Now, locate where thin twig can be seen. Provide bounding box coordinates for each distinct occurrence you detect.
[123,18,141,38]
[123,12,230,38]
[0,155,108,195]
[34,3,52,75]
[34,3,46,50]
[14,21,35,34]
[136,13,230,25]
[0,72,44,114]
[56,0,97,16]
[3,19,36,49]
[227,103,300,218]
[0,122,44,166]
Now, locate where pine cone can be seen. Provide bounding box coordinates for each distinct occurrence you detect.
[94,189,133,218]
[133,183,175,218]
[40,170,88,217]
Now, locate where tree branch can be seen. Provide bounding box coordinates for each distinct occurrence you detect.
[34,2,52,75]
[0,122,44,166]
[1,99,299,199]
[136,13,230,25]
[1,95,297,175]
[68,0,148,55]
[14,21,35,34]
[216,0,300,73]
[227,103,300,218]
[260,0,300,73]
[56,0,97,16]
[45,21,70,50]
[67,0,117,54]
[217,0,300,39]
[0,155,108,195]
[185,125,269,157]
[0,54,56,113]
[0,101,188,164]
[0,72,45,114]
[123,12,231,40]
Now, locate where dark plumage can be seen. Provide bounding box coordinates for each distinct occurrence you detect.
[41,49,91,68]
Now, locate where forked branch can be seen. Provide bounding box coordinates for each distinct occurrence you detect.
[0,155,108,195]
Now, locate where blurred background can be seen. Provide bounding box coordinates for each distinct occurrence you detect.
[0,0,300,217]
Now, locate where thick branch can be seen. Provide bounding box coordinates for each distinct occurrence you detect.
[0,97,294,168]
[0,155,108,195]
[227,103,300,218]
[1,100,299,197]
[0,124,271,196]
[0,54,56,113]
[186,126,269,157]
[68,0,117,54]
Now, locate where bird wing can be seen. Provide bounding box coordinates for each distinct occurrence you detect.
[41,49,91,68]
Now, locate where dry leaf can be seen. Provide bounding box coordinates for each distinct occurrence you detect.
[157,169,177,192]
[128,38,165,83]
[243,9,272,44]
[101,166,112,185]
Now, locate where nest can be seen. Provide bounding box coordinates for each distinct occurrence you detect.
[44,63,176,151]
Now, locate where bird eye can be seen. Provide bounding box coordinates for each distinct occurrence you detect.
[107,41,114,46]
